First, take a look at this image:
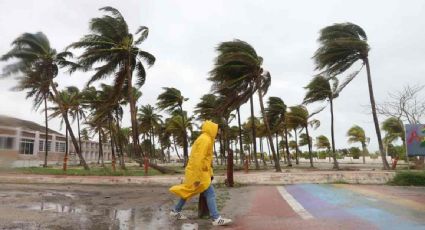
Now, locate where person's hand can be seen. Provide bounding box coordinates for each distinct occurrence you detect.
[194,181,200,187]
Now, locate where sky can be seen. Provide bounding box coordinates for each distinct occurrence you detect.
[0,0,424,152]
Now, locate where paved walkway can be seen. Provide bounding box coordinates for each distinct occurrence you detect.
[220,185,425,230]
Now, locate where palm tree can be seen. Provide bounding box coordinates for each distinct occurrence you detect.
[303,75,352,169]
[69,6,155,164]
[315,135,331,161]
[138,104,163,160]
[209,40,281,172]
[287,105,320,167]
[157,87,189,166]
[165,113,193,163]
[382,117,406,160]
[266,97,292,166]
[66,86,85,158]
[347,125,370,164]
[313,22,389,169]
[243,117,261,168]
[9,66,51,167]
[1,32,88,169]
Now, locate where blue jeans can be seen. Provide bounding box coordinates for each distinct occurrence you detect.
[173,185,220,220]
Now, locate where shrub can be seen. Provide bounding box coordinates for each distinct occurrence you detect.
[388,171,425,186]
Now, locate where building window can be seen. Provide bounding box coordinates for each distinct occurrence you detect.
[55,142,66,153]
[0,137,14,149]
[39,140,52,152]
[20,138,34,155]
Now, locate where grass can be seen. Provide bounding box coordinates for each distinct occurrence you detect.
[388,170,425,186]
[13,165,163,176]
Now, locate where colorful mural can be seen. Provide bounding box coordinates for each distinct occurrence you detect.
[405,124,425,156]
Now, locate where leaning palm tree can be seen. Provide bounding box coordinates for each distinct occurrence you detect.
[209,40,281,172]
[313,22,389,169]
[10,68,51,167]
[303,75,352,169]
[66,86,85,156]
[347,125,370,164]
[157,87,189,166]
[1,32,88,169]
[381,117,406,160]
[287,105,321,167]
[266,97,292,166]
[68,6,155,164]
[138,104,163,160]
[315,135,331,161]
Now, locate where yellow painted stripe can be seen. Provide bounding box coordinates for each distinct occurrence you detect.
[334,184,425,213]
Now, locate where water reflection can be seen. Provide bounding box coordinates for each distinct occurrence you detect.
[16,200,172,229]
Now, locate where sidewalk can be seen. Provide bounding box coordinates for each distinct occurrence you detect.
[0,170,395,186]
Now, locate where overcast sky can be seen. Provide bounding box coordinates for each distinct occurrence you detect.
[1,0,424,152]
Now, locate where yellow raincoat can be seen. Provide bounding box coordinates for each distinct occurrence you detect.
[169,120,218,200]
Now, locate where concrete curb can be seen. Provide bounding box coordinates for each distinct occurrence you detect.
[0,171,396,186]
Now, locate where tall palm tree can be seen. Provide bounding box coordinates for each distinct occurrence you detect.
[266,97,292,166]
[69,6,155,164]
[138,104,163,160]
[347,125,370,164]
[165,113,193,162]
[209,40,281,172]
[9,67,51,167]
[303,75,352,169]
[315,135,331,161]
[157,87,189,165]
[1,32,88,169]
[287,105,320,167]
[66,86,85,158]
[381,117,406,160]
[313,22,389,169]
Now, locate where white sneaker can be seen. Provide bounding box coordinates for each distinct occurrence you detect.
[212,216,232,226]
[170,210,188,220]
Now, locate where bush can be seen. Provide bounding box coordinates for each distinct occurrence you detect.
[388,171,425,186]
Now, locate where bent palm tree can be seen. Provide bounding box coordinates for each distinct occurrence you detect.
[157,87,189,166]
[313,22,389,169]
[209,40,281,172]
[1,32,88,169]
[303,75,354,169]
[69,6,155,164]
[347,125,370,164]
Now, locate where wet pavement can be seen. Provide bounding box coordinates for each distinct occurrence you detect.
[0,183,424,230]
[0,184,218,230]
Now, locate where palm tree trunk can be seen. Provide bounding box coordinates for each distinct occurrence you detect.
[275,132,280,163]
[63,126,68,171]
[43,95,48,168]
[365,59,390,169]
[257,87,281,172]
[361,142,367,164]
[237,107,245,165]
[329,98,339,169]
[152,127,156,161]
[126,64,142,166]
[99,130,104,167]
[305,125,314,168]
[250,95,260,169]
[115,110,126,169]
[109,117,116,172]
[173,137,181,160]
[284,121,292,166]
[50,80,89,170]
[179,105,189,167]
[77,109,82,158]
[294,129,299,165]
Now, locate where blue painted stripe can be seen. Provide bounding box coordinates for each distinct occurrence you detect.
[295,184,425,230]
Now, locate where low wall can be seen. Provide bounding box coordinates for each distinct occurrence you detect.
[0,171,396,186]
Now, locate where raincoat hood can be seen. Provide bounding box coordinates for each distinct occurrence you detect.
[202,120,218,139]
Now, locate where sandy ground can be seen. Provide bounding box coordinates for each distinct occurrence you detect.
[0,183,239,230]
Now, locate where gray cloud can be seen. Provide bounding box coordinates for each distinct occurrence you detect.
[1,0,424,151]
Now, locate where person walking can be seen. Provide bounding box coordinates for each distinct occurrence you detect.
[169,120,232,226]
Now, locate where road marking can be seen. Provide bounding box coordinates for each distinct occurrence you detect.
[277,186,314,220]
